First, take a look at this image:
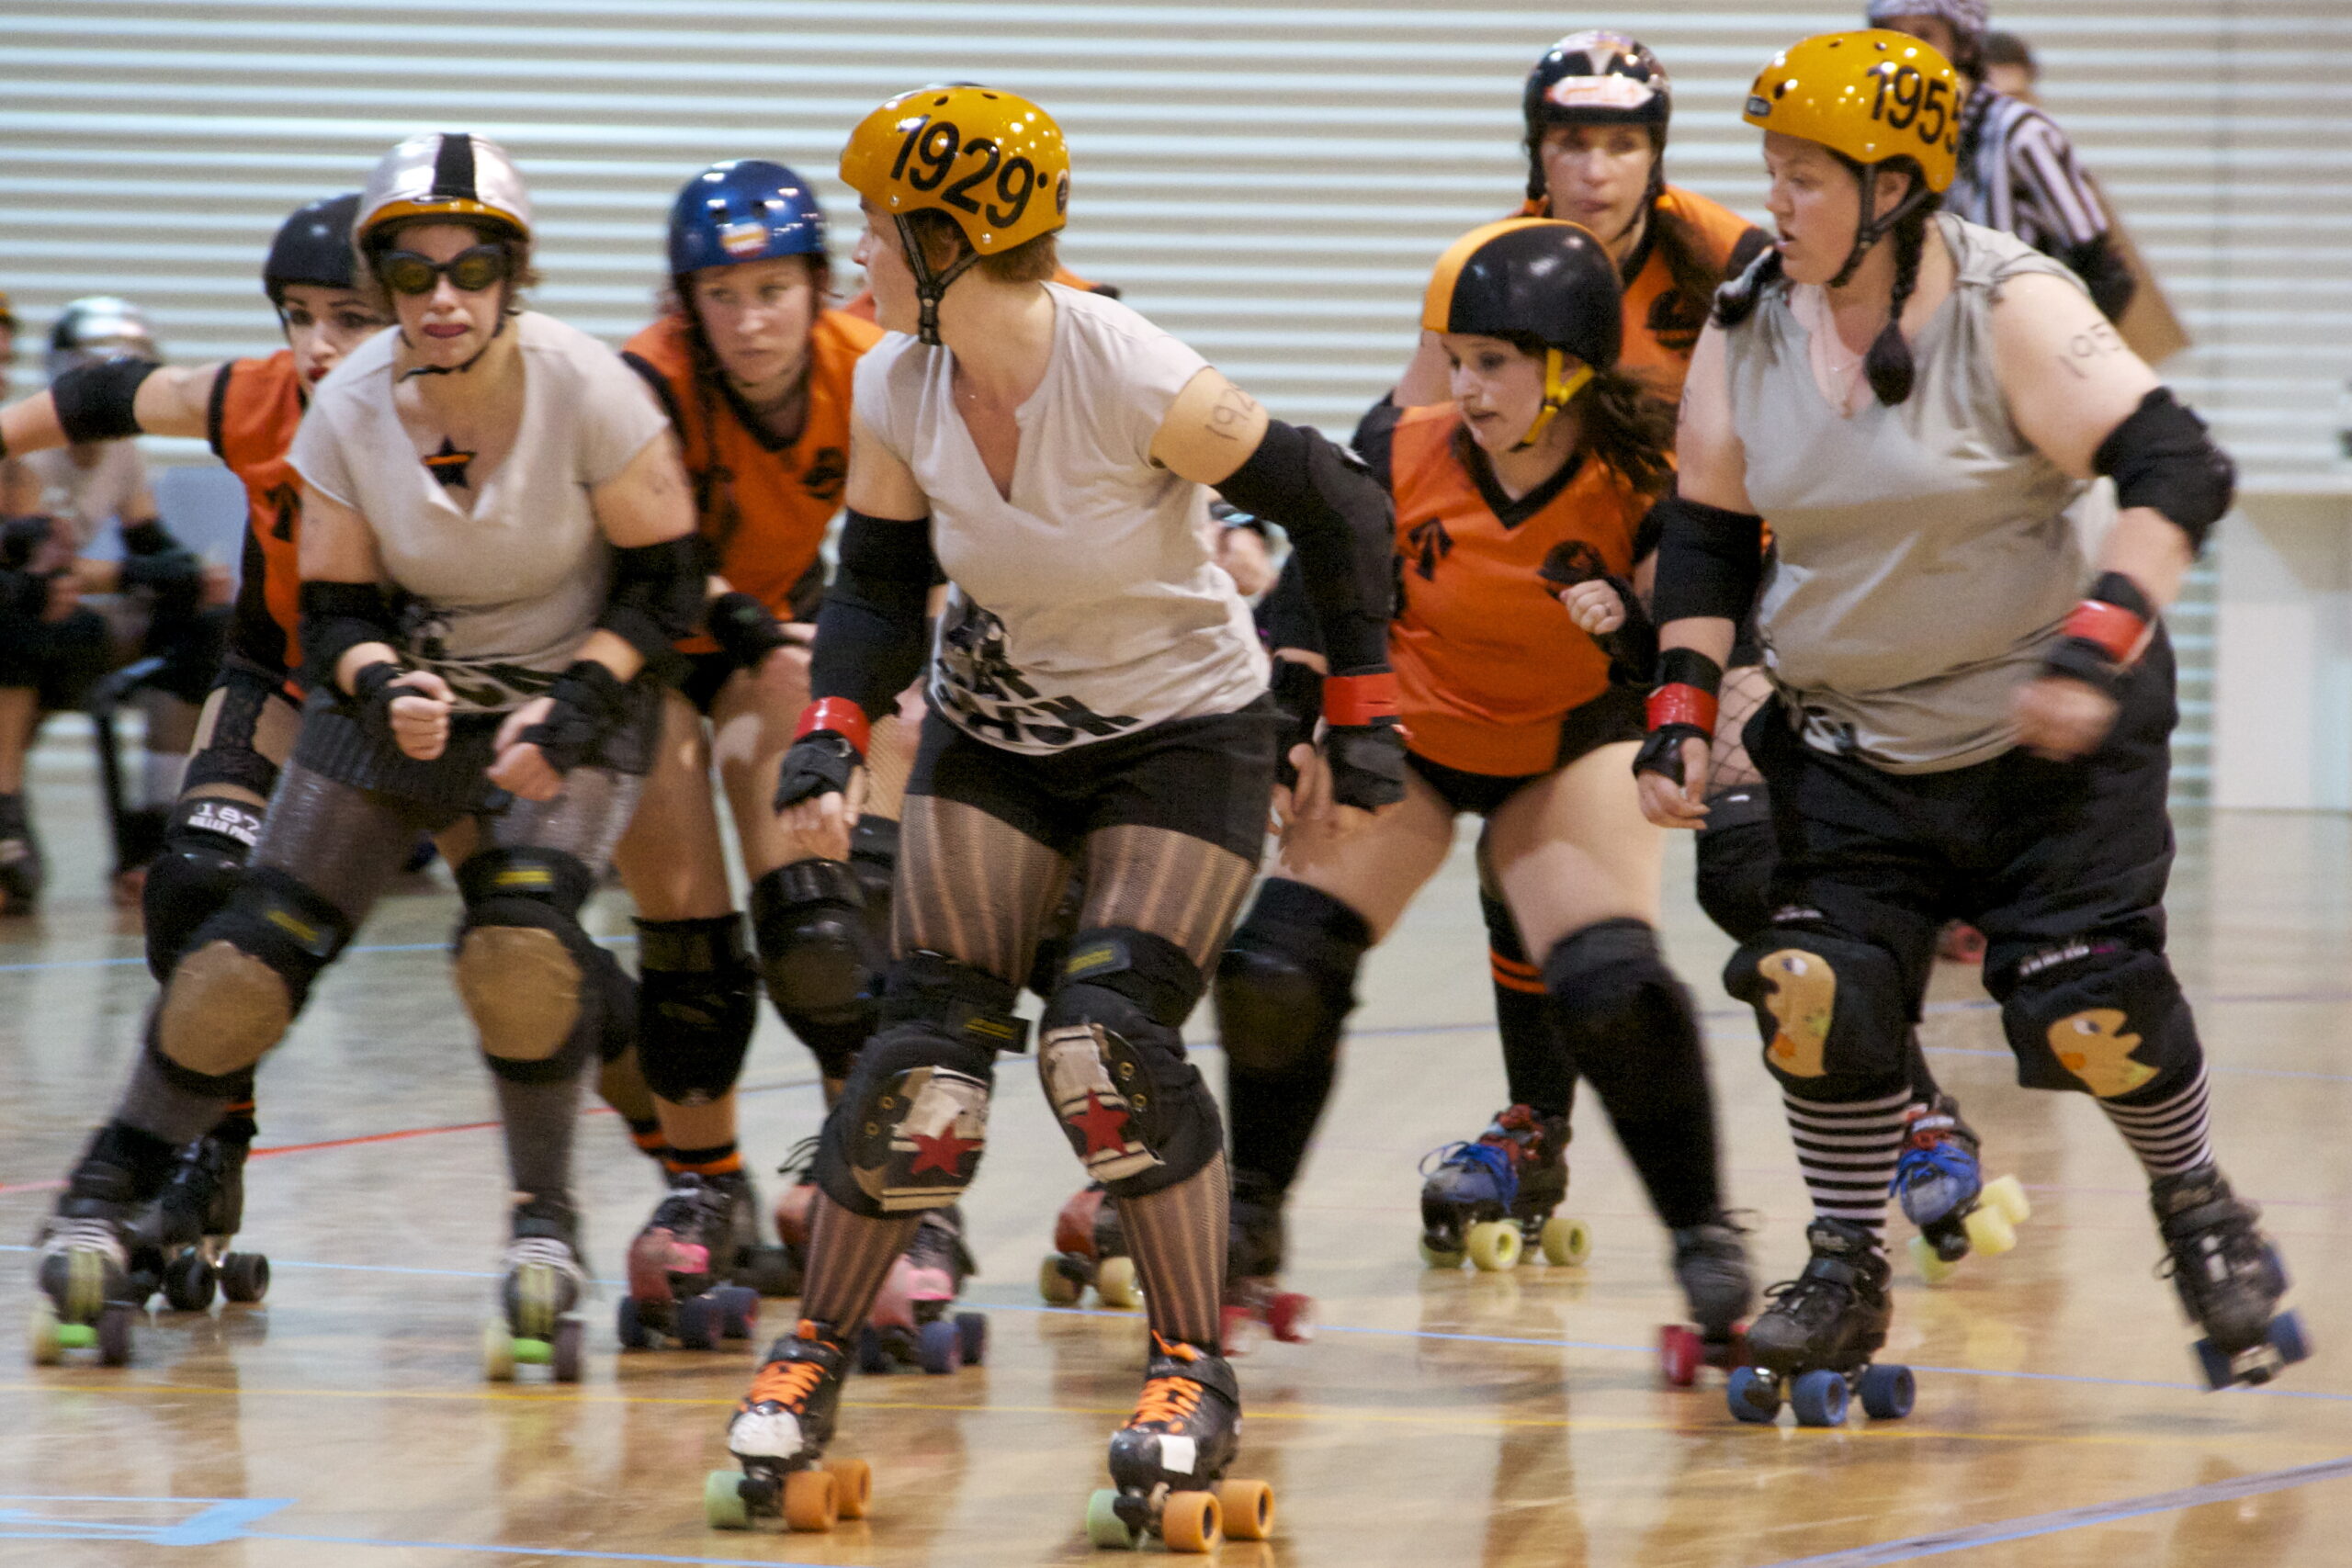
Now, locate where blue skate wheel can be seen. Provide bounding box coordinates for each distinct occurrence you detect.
[956,1310,987,1367]
[675,1293,715,1351]
[1790,1369,1849,1427]
[917,1317,962,1375]
[1859,1362,1915,1420]
[705,1468,751,1529]
[1085,1488,1138,1549]
[716,1286,759,1339]
[1726,1366,1780,1423]
[2193,1336,2234,1390]
[616,1296,653,1350]
[857,1325,892,1375]
[2271,1311,2312,1366]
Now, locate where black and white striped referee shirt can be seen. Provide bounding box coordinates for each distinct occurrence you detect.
[1946,87,2109,254]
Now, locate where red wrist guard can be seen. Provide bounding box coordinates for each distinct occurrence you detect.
[1646,683,1718,734]
[1322,671,1400,728]
[2062,599,2146,664]
[794,696,871,755]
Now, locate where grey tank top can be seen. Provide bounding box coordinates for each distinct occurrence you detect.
[1726,215,2092,773]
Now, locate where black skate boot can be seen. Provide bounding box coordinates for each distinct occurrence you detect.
[707,1167,798,1297]
[2152,1165,2310,1388]
[1040,1181,1139,1309]
[1728,1218,1913,1427]
[0,792,43,913]
[151,1132,269,1311]
[29,1137,156,1366]
[1086,1337,1273,1551]
[618,1173,760,1350]
[708,1318,870,1532]
[1893,1095,2031,1284]
[1659,1216,1753,1386]
[860,1205,986,1374]
[1224,1168,1311,1349]
[1417,1104,1589,1271]
[484,1193,588,1382]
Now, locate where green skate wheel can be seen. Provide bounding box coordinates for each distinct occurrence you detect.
[1418,1237,1464,1269]
[57,1322,99,1351]
[705,1469,751,1529]
[28,1302,63,1366]
[1962,1201,2018,1257]
[1094,1255,1143,1311]
[1464,1221,1521,1272]
[1539,1214,1592,1267]
[481,1318,516,1382]
[1086,1488,1138,1549]
[1909,1234,1959,1287]
[514,1336,555,1366]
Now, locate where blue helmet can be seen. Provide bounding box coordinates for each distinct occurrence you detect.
[667,160,827,277]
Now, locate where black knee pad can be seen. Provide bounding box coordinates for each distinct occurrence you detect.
[751,858,880,1030]
[153,866,352,1086]
[142,796,266,980]
[1214,878,1371,1077]
[453,848,601,1085]
[1539,919,1709,1113]
[634,913,759,1105]
[1041,927,1222,1200]
[587,941,638,1065]
[1694,787,1777,943]
[815,952,1023,1217]
[1724,923,1912,1093]
[1996,941,2198,1100]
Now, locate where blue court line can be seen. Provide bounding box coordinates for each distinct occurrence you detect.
[1747,1454,2352,1566]
[0,1495,291,1547]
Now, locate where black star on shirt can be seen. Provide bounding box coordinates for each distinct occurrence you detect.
[424,437,474,490]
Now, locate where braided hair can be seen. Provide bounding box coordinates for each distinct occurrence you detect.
[1862,202,1934,405]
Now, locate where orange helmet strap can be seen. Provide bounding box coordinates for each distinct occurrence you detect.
[1512,348,1595,451]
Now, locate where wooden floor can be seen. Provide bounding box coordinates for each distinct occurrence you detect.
[4,737,2347,1567]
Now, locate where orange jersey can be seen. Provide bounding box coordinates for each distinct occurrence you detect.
[839,264,1110,322]
[206,349,308,682]
[1368,402,1653,777]
[622,308,882,652]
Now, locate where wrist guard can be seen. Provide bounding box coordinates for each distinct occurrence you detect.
[519,660,629,775]
[347,660,411,745]
[1634,647,1722,786]
[707,589,790,671]
[1320,669,1407,811]
[2041,570,2154,700]
[775,697,870,811]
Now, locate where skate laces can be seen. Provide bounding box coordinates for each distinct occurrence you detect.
[1419,1138,1520,1208]
[746,1324,837,1411]
[1891,1138,1975,1197]
[775,1135,820,1180]
[1132,1338,1207,1427]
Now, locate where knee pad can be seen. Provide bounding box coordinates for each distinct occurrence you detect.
[155,866,351,1079]
[1041,927,1222,1199]
[1724,924,1911,1091]
[1694,788,1777,943]
[815,952,1021,1216]
[1539,919,1707,1110]
[1997,941,2197,1100]
[751,858,880,1029]
[452,848,599,1083]
[634,913,759,1106]
[587,941,638,1065]
[1214,878,1371,1077]
[142,796,265,980]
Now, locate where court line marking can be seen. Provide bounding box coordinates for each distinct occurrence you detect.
[1747,1453,2352,1567]
[237,1532,841,1567]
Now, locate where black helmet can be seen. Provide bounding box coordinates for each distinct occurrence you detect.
[1421,219,1622,448]
[1521,31,1672,204]
[264,192,362,305]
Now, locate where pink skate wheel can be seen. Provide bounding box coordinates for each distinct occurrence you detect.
[1659,1324,1701,1387]
[1266,1292,1315,1344]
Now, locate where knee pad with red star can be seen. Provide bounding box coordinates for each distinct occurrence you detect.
[1037,928,1222,1200]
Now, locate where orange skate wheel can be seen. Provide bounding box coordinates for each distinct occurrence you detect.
[1160,1489,1221,1552]
[782,1467,837,1532]
[1216,1478,1273,1540]
[825,1457,872,1519]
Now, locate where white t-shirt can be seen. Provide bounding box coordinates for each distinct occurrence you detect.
[856,284,1268,754]
[289,312,669,713]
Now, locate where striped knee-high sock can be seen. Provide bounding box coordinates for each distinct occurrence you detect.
[1116,1153,1230,1350]
[1783,1087,1911,1250]
[2100,1068,2215,1179]
[797,1191,918,1335]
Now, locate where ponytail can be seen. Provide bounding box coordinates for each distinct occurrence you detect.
[1712,244,1784,331]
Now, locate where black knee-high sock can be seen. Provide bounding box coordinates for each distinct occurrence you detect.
[1224,1055,1337,1198]
[1902,1027,1944,1106]
[1482,887,1575,1121]
[1117,1154,1229,1349]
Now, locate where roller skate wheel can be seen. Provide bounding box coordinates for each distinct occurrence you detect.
[164,1253,216,1313]
[96,1305,133,1368]
[1085,1488,1138,1549]
[219,1251,269,1303]
[2271,1310,2312,1367]
[675,1293,716,1351]
[1962,1202,2018,1258]
[1659,1324,1701,1388]
[1160,1489,1221,1553]
[28,1302,63,1367]
[1789,1368,1849,1427]
[856,1325,892,1376]
[513,1336,555,1368]
[1726,1365,1780,1423]
[616,1295,652,1350]
[1909,1233,1960,1287]
[1216,1478,1274,1541]
[551,1317,584,1382]
[825,1457,872,1519]
[481,1319,516,1382]
[717,1285,760,1338]
[1265,1292,1314,1344]
[1418,1236,1464,1269]
[704,1469,751,1529]
[1464,1220,1521,1272]
[1983,1174,2032,1226]
[916,1317,962,1374]
[956,1310,988,1366]
[1859,1362,1915,1420]
[1038,1255,1084,1307]
[1094,1255,1143,1311]
[1539,1213,1592,1268]
[782,1467,837,1532]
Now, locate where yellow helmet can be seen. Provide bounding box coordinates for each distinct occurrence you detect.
[1741,29,1963,193]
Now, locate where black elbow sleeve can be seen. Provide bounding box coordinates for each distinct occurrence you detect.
[600,536,708,663]
[810,510,937,718]
[298,580,400,695]
[52,358,160,445]
[1216,419,1394,672]
[1650,492,1768,626]
[2095,387,2233,552]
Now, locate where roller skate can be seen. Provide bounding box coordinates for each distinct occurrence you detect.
[1659,1216,1753,1387]
[1085,1336,1274,1552]
[482,1193,588,1382]
[719,1167,801,1298]
[1727,1217,1914,1427]
[1222,1169,1311,1352]
[1417,1104,1590,1271]
[707,1318,872,1532]
[617,1173,761,1350]
[1040,1183,1142,1310]
[1893,1096,2031,1284]
[857,1206,987,1374]
[28,1159,142,1366]
[0,793,43,914]
[2152,1165,2310,1389]
[142,1132,269,1312]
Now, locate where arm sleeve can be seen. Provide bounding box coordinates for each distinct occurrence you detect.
[808,509,938,727]
[1349,396,1402,487]
[1651,490,1768,626]
[204,363,234,461]
[1214,418,1394,674]
[1258,551,1320,657]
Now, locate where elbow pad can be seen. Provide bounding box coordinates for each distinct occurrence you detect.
[1216,419,1395,671]
[600,536,707,662]
[298,580,401,695]
[52,358,160,445]
[1650,492,1767,626]
[837,507,939,585]
[2095,388,2233,552]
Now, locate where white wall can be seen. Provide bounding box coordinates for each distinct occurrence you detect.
[2215,494,2352,810]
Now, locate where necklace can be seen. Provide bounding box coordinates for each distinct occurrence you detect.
[1798,286,1869,411]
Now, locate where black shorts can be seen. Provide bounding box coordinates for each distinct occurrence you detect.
[678,649,739,716]
[1405,685,1644,817]
[910,697,1280,863]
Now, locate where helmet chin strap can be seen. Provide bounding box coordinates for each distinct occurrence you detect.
[1511,349,1595,451]
[894,215,985,347]
[1827,164,1935,290]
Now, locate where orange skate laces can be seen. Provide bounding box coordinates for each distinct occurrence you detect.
[742,1323,834,1412]
[1132,1337,1207,1427]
